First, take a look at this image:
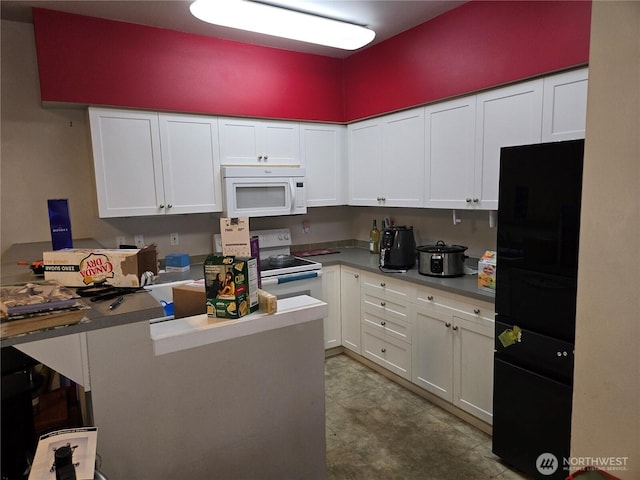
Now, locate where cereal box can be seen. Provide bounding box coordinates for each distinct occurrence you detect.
[477,250,497,292]
[204,255,259,319]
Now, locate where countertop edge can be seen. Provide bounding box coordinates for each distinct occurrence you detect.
[150,295,328,355]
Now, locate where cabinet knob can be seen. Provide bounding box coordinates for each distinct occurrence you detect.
[380,302,386,307]
[264,155,268,161]
[159,204,165,209]
[427,295,434,301]
[354,274,359,279]
[381,321,386,326]
[474,308,480,315]
[473,198,479,203]
[381,348,386,353]
[381,197,386,202]
[452,325,459,331]
[167,204,173,209]
[380,282,386,287]
[445,322,451,328]
[258,155,263,161]
[466,198,472,203]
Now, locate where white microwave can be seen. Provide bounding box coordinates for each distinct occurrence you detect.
[222,167,307,217]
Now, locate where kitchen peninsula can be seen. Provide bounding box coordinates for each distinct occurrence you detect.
[2,250,329,480]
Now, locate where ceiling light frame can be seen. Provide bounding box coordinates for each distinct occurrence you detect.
[189,0,376,51]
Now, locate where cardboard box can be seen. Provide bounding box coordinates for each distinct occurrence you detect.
[204,255,258,319]
[172,282,206,319]
[43,245,157,287]
[477,250,497,292]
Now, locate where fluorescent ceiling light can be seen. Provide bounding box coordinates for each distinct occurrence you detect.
[189,0,376,50]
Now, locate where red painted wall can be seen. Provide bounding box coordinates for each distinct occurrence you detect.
[32,2,591,123]
[32,8,345,122]
[343,0,592,120]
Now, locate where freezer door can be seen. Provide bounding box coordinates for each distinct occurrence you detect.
[494,319,574,384]
[492,358,572,479]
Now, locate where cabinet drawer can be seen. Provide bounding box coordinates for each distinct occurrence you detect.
[363,292,411,323]
[362,272,413,302]
[414,285,495,324]
[362,325,411,380]
[362,301,412,344]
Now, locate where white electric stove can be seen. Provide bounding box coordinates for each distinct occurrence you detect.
[213,228,323,300]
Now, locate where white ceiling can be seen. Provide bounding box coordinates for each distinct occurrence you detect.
[1,0,466,58]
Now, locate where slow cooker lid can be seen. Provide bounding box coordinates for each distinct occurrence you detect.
[417,240,468,254]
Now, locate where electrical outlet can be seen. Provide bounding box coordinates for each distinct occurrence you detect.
[134,234,145,248]
[170,232,179,246]
[116,236,126,247]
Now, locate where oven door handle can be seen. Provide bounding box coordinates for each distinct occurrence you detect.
[262,271,322,285]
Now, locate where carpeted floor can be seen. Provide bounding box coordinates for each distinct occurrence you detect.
[325,354,532,480]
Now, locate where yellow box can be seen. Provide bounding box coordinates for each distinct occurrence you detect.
[477,250,497,292]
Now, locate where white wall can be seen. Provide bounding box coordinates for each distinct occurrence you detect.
[571,2,640,478]
[0,19,497,261]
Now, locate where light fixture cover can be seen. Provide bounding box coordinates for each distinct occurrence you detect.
[190,0,376,50]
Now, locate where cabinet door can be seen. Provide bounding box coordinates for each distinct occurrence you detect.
[301,124,346,206]
[412,307,453,401]
[158,114,222,214]
[425,97,477,209]
[542,68,588,142]
[475,79,543,209]
[381,108,425,207]
[263,121,300,165]
[347,119,383,206]
[89,108,164,217]
[452,314,494,424]
[218,117,262,165]
[321,265,342,349]
[340,266,361,353]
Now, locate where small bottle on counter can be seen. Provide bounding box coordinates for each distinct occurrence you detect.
[369,220,380,254]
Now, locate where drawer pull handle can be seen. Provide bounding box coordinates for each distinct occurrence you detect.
[445,322,451,328]
[427,295,434,301]
[452,325,459,331]
[381,321,386,326]
[381,348,386,353]
[474,308,480,315]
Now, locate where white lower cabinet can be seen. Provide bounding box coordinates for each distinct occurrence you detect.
[340,266,362,354]
[412,286,495,424]
[321,265,342,349]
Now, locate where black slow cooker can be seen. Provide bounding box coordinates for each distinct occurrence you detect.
[417,241,468,277]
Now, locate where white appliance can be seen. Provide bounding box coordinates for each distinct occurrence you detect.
[222,167,307,217]
[213,228,322,300]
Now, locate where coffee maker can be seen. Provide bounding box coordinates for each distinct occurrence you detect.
[379,226,416,270]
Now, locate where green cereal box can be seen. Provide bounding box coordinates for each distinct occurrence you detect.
[204,255,259,319]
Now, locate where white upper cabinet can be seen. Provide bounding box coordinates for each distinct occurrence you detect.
[90,108,165,217]
[424,97,477,209]
[348,108,424,207]
[474,79,544,210]
[300,123,346,207]
[218,117,300,166]
[542,67,588,142]
[89,107,222,217]
[158,113,222,214]
[348,118,383,205]
[381,109,425,207]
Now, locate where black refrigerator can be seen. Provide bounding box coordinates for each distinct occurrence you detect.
[492,139,584,479]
